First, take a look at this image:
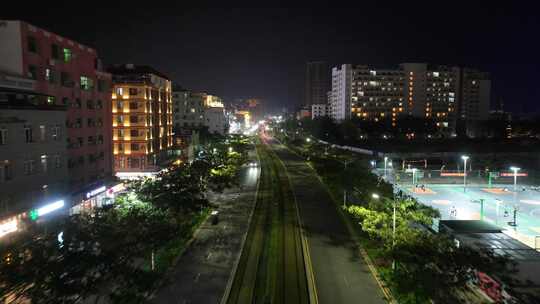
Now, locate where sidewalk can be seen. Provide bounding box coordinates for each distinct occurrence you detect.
[151,161,259,304]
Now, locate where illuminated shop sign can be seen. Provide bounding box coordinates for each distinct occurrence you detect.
[0,219,18,237]
[29,200,65,220]
[86,186,107,198]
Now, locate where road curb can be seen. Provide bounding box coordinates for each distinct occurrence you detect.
[272,145,319,304]
[219,145,261,304]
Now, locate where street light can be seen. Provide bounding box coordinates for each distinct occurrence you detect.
[228,147,233,153]
[306,137,311,143]
[384,156,388,179]
[510,166,521,192]
[461,155,469,193]
[372,193,380,199]
[370,160,376,168]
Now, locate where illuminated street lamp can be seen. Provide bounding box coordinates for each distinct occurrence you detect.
[461,155,469,193]
[384,156,388,179]
[306,137,311,143]
[372,193,380,199]
[370,160,376,168]
[510,166,521,192]
[228,147,233,153]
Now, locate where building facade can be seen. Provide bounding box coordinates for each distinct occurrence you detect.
[329,62,491,136]
[108,64,173,176]
[0,20,113,190]
[172,90,205,129]
[304,61,329,106]
[0,77,68,218]
[172,90,228,135]
[311,103,327,119]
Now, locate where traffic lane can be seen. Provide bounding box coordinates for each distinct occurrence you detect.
[271,144,387,304]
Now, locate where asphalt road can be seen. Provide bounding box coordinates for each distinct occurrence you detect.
[151,151,259,304]
[269,140,387,304]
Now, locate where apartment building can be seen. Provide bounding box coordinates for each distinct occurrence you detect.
[108,64,173,177]
[329,63,491,136]
[304,61,329,107]
[172,90,228,135]
[311,103,327,119]
[0,20,113,190]
[0,73,68,217]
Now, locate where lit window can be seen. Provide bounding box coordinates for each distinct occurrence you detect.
[116,87,123,96]
[370,70,376,76]
[433,72,439,77]
[63,48,72,63]
[80,76,93,90]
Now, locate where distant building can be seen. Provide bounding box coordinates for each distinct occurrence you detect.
[329,63,491,136]
[172,90,228,135]
[0,20,113,191]
[296,106,311,120]
[311,104,327,119]
[0,74,68,218]
[107,64,173,178]
[304,61,329,107]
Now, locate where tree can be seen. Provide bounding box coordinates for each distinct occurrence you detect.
[0,201,178,304]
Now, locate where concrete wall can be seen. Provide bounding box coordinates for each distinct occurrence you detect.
[0,20,23,75]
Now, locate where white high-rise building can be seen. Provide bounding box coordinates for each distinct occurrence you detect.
[329,63,491,136]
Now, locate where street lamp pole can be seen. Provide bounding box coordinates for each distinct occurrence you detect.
[510,166,520,192]
[384,156,388,179]
[462,155,469,193]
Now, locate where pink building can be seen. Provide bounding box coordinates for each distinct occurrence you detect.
[0,20,113,192]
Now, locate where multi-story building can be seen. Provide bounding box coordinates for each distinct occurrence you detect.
[0,20,113,191]
[172,90,228,135]
[107,64,173,177]
[0,73,68,219]
[330,64,352,121]
[172,90,205,129]
[304,61,329,107]
[311,104,327,119]
[329,62,491,136]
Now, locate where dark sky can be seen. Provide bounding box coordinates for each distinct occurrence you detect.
[4,3,540,114]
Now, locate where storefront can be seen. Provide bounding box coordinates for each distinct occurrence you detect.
[70,183,126,215]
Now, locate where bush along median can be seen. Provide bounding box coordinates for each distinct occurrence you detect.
[279,135,518,304]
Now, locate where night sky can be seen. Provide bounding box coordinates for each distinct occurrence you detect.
[4,3,540,114]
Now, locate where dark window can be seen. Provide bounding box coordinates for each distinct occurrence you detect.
[96,100,103,109]
[24,125,32,143]
[97,79,107,92]
[28,65,37,80]
[87,100,94,109]
[130,129,138,137]
[129,116,138,123]
[51,44,60,59]
[129,88,138,96]
[62,97,69,105]
[61,72,71,87]
[131,143,140,151]
[77,137,84,147]
[129,102,138,110]
[97,135,103,144]
[27,36,38,53]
